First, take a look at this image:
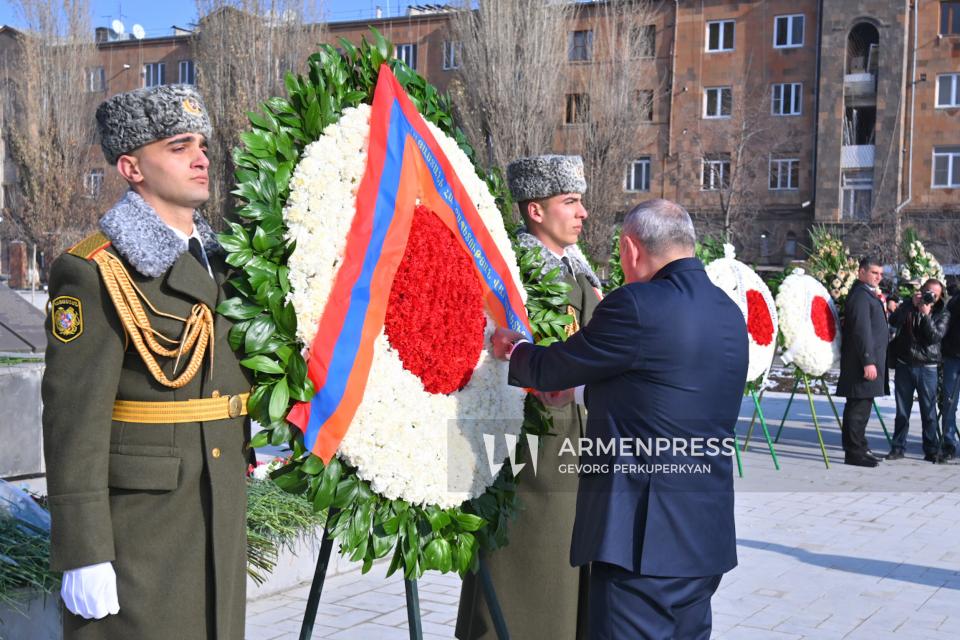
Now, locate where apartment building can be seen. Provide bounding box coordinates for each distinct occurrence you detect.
[1,0,958,272]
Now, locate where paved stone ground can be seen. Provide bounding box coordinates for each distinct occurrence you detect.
[246,391,960,639]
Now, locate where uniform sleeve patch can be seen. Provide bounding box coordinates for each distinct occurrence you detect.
[51,296,83,343]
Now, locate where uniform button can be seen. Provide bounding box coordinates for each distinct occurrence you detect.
[211,390,221,398]
[211,447,221,458]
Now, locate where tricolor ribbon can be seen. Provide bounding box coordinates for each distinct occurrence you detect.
[287,65,532,463]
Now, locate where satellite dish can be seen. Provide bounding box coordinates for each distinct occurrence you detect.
[111,19,125,35]
[132,24,145,40]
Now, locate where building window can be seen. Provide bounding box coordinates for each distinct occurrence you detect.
[841,171,873,219]
[702,156,731,190]
[772,83,802,116]
[769,158,799,190]
[625,158,651,192]
[638,89,654,121]
[937,74,960,108]
[143,62,166,88]
[703,87,732,118]
[84,169,104,198]
[395,43,418,70]
[568,30,593,62]
[565,93,590,124]
[784,231,798,259]
[941,1,960,35]
[933,147,960,188]
[179,59,195,85]
[442,41,462,70]
[774,14,804,48]
[706,20,735,52]
[634,24,656,58]
[86,66,105,92]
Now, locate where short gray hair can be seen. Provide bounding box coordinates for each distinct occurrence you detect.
[621,199,696,255]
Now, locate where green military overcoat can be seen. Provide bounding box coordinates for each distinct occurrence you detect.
[42,191,251,640]
[457,244,603,640]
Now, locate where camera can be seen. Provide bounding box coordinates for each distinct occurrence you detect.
[922,290,936,304]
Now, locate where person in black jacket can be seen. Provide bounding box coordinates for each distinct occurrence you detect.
[939,291,960,458]
[836,257,889,467]
[888,278,950,462]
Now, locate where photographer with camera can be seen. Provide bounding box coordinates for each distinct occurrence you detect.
[938,289,960,459]
[888,279,950,462]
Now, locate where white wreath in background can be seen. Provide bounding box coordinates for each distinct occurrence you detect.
[776,269,841,377]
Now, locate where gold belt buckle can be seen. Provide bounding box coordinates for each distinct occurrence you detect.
[228,394,243,419]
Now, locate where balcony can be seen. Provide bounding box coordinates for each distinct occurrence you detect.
[841,145,875,169]
[844,72,877,100]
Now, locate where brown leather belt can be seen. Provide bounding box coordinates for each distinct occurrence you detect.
[112,393,249,424]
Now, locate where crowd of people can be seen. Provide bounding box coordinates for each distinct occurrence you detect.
[839,256,960,467]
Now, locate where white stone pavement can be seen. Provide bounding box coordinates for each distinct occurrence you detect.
[246,391,960,639]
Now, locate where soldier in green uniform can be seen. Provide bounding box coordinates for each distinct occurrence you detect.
[457,155,602,639]
[42,85,251,639]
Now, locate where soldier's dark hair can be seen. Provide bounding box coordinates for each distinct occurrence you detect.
[858,256,882,270]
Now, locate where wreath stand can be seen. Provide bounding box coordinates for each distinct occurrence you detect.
[734,383,781,477]
[298,508,511,640]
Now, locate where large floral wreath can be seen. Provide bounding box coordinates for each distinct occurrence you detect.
[218,32,567,578]
[704,245,778,385]
[776,269,841,377]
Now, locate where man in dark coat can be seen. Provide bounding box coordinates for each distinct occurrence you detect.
[457,155,601,640]
[491,199,747,640]
[887,278,949,462]
[836,256,888,467]
[42,85,251,639]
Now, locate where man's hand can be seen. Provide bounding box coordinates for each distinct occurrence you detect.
[919,303,933,316]
[532,388,575,407]
[863,364,878,381]
[61,561,120,619]
[491,327,525,361]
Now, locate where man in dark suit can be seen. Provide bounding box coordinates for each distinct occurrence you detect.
[492,199,747,640]
[836,256,888,467]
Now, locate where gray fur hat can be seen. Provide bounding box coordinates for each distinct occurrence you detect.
[506,155,587,202]
[96,84,212,164]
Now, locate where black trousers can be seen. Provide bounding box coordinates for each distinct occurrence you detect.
[588,562,721,640]
[841,397,873,456]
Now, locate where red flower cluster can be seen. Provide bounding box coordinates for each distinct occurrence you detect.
[746,289,775,346]
[810,296,837,342]
[384,205,486,394]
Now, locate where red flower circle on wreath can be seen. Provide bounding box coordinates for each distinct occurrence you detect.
[746,289,775,346]
[384,205,486,394]
[810,296,837,343]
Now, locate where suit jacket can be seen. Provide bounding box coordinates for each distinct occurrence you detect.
[508,257,747,578]
[42,191,251,640]
[836,281,889,398]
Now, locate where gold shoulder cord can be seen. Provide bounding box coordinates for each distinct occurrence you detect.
[93,251,214,388]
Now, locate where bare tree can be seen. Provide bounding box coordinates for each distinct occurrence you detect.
[2,0,104,262]
[689,64,786,247]
[193,0,323,226]
[450,0,572,186]
[566,0,658,263]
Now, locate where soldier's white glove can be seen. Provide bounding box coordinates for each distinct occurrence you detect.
[61,561,120,619]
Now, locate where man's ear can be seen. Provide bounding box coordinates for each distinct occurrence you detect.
[116,154,143,184]
[526,200,544,224]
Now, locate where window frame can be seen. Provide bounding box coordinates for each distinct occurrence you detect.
[701,157,731,191]
[773,14,805,48]
[84,168,104,199]
[395,43,418,70]
[568,29,594,62]
[769,157,800,190]
[86,66,105,92]
[771,82,803,116]
[936,73,960,108]
[178,59,195,85]
[638,89,654,122]
[442,40,462,70]
[932,147,960,188]
[564,93,590,125]
[625,157,652,192]
[703,86,732,119]
[143,62,166,88]
[941,1,960,36]
[705,20,735,52]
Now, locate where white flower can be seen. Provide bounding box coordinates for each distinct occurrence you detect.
[283,105,525,508]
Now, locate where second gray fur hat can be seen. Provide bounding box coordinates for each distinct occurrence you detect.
[96,84,212,164]
[506,155,587,202]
